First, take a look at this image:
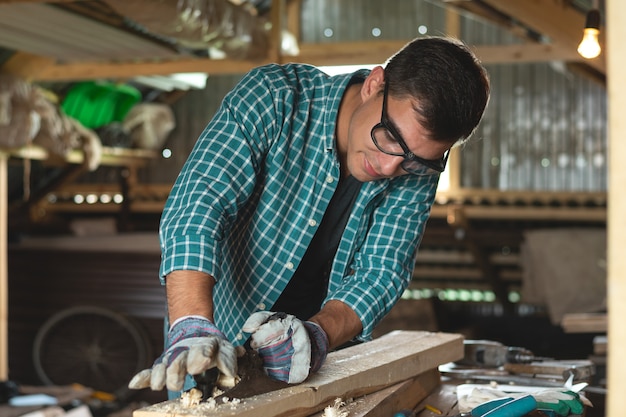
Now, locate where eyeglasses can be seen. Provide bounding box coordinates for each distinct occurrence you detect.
[370,82,448,176]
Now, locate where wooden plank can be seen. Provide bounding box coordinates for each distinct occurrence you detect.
[134,330,463,417]
[561,313,607,334]
[308,368,441,417]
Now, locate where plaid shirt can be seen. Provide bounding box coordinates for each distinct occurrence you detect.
[159,63,439,344]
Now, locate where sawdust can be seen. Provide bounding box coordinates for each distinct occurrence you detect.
[142,392,243,416]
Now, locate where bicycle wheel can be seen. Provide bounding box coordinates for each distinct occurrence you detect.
[33,306,152,399]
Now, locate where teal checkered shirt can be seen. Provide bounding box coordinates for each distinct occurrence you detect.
[159,63,439,344]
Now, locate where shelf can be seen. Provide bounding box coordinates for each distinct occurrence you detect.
[1,145,156,167]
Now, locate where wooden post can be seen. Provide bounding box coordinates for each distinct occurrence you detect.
[267,0,285,63]
[607,0,626,414]
[285,0,301,44]
[445,7,462,193]
[0,152,8,380]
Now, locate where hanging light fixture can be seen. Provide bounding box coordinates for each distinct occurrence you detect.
[577,4,602,59]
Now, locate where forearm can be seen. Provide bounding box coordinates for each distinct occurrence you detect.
[309,300,362,349]
[166,270,216,323]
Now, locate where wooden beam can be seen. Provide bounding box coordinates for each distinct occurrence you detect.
[0,52,56,81]
[475,42,582,64]
[430,204,606,222]
[607,0,626,415]
[17,57,272,81]
[133,331,463,417]
[10,40,597,82]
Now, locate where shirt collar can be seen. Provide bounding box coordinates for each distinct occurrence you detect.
[322,69,371,155]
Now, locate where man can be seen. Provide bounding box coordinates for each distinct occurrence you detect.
[129,36,490,394]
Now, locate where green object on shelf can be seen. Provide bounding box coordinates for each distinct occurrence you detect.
[61,81,141,129]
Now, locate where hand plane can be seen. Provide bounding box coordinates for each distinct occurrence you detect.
[191,349,289,401]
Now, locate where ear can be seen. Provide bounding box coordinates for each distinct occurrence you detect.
[360,66,385,101]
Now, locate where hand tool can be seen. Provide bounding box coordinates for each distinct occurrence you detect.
[192,367,220,400]
[190,347,290,401]
[454,394,537,417]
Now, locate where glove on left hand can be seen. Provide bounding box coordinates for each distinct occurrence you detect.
[128,316,237,392]
[242,311,329,384]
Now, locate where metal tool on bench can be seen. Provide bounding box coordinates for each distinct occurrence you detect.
[456,340,542,368]
[446,340,595,385]
[504,360,595,382]
[453,394,537,417]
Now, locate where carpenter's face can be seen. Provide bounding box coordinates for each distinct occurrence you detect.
[345,69,450,182]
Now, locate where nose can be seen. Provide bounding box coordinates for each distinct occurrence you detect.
[378,153,405,177]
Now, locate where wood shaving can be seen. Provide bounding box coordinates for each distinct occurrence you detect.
[322,398,348,417]
[180,388,203,408]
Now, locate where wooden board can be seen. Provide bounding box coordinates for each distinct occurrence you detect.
[561,313,607,333]
[308,368,441,417]
[134,330,463,417]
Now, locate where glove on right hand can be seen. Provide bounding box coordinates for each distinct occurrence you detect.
[128,316,237,392]
[243,311,329,384]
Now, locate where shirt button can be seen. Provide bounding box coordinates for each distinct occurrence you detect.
[326,175,335,183]
[308,219,317,227]
[236,333,243,340]
[258,303,266,310]
[286,261,294,270]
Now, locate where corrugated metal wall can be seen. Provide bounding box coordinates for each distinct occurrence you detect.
[140,0,608,192]
[463,63,607,191]
[299,0,447,42]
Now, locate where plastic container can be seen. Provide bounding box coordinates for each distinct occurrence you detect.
[61,81,141,129]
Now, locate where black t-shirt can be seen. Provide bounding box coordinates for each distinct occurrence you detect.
[272,175,362,320]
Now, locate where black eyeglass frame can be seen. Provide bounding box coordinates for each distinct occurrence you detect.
[370,82,449,175]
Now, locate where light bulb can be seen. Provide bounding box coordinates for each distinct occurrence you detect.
[578,9,601,59]
[578,27,601,59]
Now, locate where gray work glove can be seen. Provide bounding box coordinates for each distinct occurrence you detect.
[128,316,237,392]
[242,311,329,384]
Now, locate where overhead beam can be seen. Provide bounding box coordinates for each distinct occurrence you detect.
[3,40,599,82]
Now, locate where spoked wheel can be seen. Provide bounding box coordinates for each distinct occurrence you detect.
[33,306,152,400]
